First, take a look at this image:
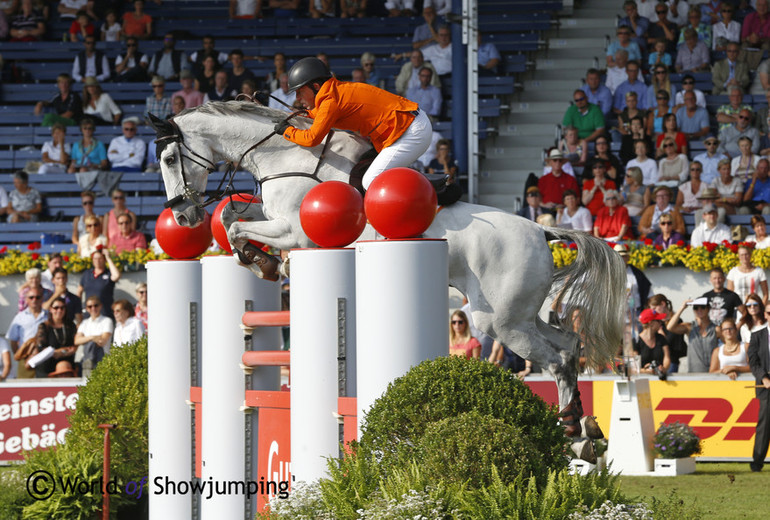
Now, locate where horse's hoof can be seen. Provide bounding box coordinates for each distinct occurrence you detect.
[279,257,291,278]
[559,398,583,438]
[562,422,582,438]
[571,439,597,464]
[582,416,604,440]
[234,244,280,282]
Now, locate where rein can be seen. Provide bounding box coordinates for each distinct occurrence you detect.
[160,109,331,210]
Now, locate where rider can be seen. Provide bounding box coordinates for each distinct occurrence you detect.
[273,57,438,191]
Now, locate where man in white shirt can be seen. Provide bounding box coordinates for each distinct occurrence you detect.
[693,136,727,184]
[40,253,63,292]
[75,296,114,378]
[108,117,146,173]
[421,25,452,77]
[395,49,440,96]
[690,203,731,246]
[71,35,111,83]
[268,73,296,112]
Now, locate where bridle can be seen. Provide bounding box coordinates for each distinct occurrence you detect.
[159,104,334,211]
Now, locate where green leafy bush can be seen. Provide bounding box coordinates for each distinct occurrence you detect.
[0,466,29,520]
[360,356,569,477]
[417,411,547,488]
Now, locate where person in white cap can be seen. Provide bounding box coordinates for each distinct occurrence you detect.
[690,203,731,247]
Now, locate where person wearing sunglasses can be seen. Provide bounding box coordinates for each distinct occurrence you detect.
[448,310,481,359]
[651,213,683,249]
[718,108,759,159]
[677,6,713,49]
[620,1,650,50]
[78,215,108,257]
[562,89,606,143]
[656,136,689,191]
[72,190,98,245]
[607,25,642,68]
[713,4,740,51]
[739,293,767,343]
[666,297,718,374]
[712,44,750,96]
[74,296,114,377]
[638,186,686,239]
[675,28,710,73]
[673,74,706,109]
[655,113,687,157]
[68,117,109,173]
[6,286,48,379]
[31,296,77,378]
[646,3,678,54]
[715,86,751,134]
[114,36,149,82]
[107,117,146,173]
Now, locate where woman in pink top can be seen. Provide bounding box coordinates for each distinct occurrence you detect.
[449,310,481,359]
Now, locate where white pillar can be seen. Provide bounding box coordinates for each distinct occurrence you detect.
[289,248,356,483]
[200,256,281,519]
[606,379,656,475]
[355,240,448,435]
[147,260,201,520]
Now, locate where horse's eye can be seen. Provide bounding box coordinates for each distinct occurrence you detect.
[165,155,175,165]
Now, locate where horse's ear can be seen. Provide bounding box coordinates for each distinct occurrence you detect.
[148,113,172,134]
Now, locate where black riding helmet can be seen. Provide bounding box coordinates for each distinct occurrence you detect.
[287,57,333,93]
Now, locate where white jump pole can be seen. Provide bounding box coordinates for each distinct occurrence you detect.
[147,260,201,520]
[200,256,281,519]
[289,248,356,483]
[355,239,448,435]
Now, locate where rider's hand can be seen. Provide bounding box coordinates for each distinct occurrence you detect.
[274,120,292,135]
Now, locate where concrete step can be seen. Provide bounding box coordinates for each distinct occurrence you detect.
[477,193,517,212]
[522,78,582,91]
[519,88,580,102]
[483,156,545,170]
[502,110,566,124]
[510,100,570,113]
[534,68,593,80]
[545,47,606,59]
[535,57,601,70]
[483,145,544,161]
[549,36,606,49]
[558,16,618,30]
[497,122,557,137]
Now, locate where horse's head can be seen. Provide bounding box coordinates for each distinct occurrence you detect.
[148,112,212,228]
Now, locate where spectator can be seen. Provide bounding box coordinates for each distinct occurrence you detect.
[412,5,439,49]
[693,136,727,185]
[82,77,121,125]
[613,61,646,113]
[264,52,287,93]
[72,190,98,245]
[703,266,743,325]
[615,243,652,318]
[309,0,334,17]
[43,267,82,325]
[0,336,14,382]
[9,0,43,42]
[713,3,741,50]
[104,188,137,244]
[6,285,48,379]
[675,91,710,142]
[112,299,145,346]
[350,68,365,83]
[720,109,760,158]
[757,90,770,153]
[647,294,687,373]
[657,136,689,190]
[32,297,77,378]
[636,0,657,19]
[0,0,16,16]
[563,89,605,143]
[100,9,121,41]
[34,73,82,127]
[634,308,671,377]
[581,68,613,118]
[713,160,744,216]
[583,136,623,185]
[145,75,172,120]
[750,57,770,96]
[17,268,51,311]
[340,0,365,18]
[627,139,658,187]
[553,189,590,232]
[713,44,750,96]
[594,189,632,240]
[730,136,760,182]
[582,161,616,216]
[74,295,113,377]
[741,0,770,69]
[448,310,481,359]
[360,51,381,87]
[620,115,650,164]
[426,137,456,177]
[406,67,442,119]
[78,249,120,319]
[226,49,256,94]
[171,95,186,116]
[675,28,710,72]
[173,70,204,109]
[622,166,649,217]
[6,171,41,223]
[677,6,713,48]
[40,253,62,292]
[648,39,672,70]
[421,25,452,82]
[384,0,413,17]
[77,215,107,256]
[727,244,768,303]
[638,186,685,239]
[605,49,629,95]
[652,211,684,248]
[620,0,650,51]
[667,0,689,25]
[195,56,218,94]
[517,186,550,221]
[134,282,148,330]
[667,298,719,373]
[266,73,295,111]
[655,113,688,158]
[269,0,300,17]
[538,150,579,209]
[149,33,189,81]
[701,0,725,25]
[674,74,706,109]
[747,214,770,248]
[205,69,235,103]
[190,35,229,75]
[229,0,263,19]
[68,118,108,172]
[395,49,439,97]
[691,203,731,246]
[122,0,151,40]
[558,126,587,167]
[107,117,145,173]
[607,25,642,68]
[742,158,770,214]
[709,320,750,376]
[71,35,110,83]
[38,123,71,174]
[676,161,707,216]
[647,3,678,54]
[114,36,149,82]
[646,66,677,110]
[68,9,93,42]
[646,89,673,137]
[477,32,501,75]
[110,213,147,253]
[739,293,768,343]
[58,0,95,20]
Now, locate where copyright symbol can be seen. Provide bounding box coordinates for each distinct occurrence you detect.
[26,470,55,501]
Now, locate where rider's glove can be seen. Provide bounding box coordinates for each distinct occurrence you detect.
[274,120,292,135]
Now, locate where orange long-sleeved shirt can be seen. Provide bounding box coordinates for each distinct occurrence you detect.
[283,77,419,152]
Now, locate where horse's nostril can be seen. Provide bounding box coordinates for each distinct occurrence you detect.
[177,215,188,227]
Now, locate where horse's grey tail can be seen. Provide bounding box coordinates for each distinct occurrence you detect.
[544,228,625,369]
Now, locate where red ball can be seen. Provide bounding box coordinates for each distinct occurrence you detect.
[299,181,366,247]
[364,168,437,239]
[155,207,213,259]
[211,194,264,253]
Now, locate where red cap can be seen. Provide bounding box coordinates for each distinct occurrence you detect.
[639,308,667,324]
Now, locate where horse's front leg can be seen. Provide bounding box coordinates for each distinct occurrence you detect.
[227,218,302,280]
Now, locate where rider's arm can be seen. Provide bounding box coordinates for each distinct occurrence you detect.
[283,96,338,148]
